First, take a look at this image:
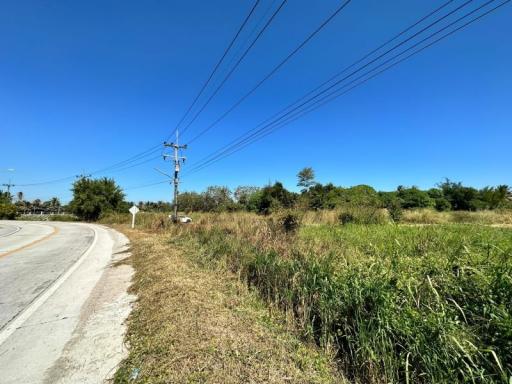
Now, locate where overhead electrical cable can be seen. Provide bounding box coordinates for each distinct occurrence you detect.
[15,2,263,187]
[15,145,163,187]
[169,0,262,138]
[184,0,353,144]
[124,180,169,191]
[184,0,507,175]
[184,0,471,172]
[178,0,288,136]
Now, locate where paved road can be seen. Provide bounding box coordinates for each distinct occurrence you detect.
[0,221,134,384]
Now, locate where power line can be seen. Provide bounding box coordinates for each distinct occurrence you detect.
[14,2,263,188]
[184,0,463,169]
[184,0,491,175]
[185,0,353,144]
[179,0,288,136]
[124,180,168,191]
[184,0,508,176]
[94,154,163,176]
[169,0,261,139]
[15,145,163,187]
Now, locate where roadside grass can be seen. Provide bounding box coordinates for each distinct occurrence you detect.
[401,208,512,225]
[155,213,512,383]
[101,208,512,229]
[113,227,341,384]
[17,213,78,222]
[105,210,512,382]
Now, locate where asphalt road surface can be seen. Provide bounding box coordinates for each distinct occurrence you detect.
[0,220,134,384]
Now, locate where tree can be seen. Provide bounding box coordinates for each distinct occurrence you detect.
[438,179,480,211]
[0,190,17,219]
[480,185,510,209]
[234,186,260,208]
[297,167,316,193]
[342,185,381,207]
[257,182,296,214]
[178,192,203,212]
[396,186,434,209]
[17,191,24,202]
[42,197,61,214]
[202,186,234,212]
[69,177,125,221]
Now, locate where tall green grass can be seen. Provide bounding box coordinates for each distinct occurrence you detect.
[177,217,512,383]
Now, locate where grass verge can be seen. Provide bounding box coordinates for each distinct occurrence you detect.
[113,226,341,384]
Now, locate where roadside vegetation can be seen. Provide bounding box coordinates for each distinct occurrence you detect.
[5,169,512,382]
[113,227,340,383]
[107,211,512,383]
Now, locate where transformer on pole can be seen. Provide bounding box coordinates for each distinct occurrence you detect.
[163,130,187,222]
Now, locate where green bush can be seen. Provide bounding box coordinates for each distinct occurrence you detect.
[338,206,389,225]
[0,203,17,219]
[387,200,403,223]
[69,177,125,221]
[279,211,302,233]
[267,210,303,234]
[48,214,78,222]
[435,197,451,211]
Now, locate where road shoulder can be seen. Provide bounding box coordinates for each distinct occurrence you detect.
[0,223,134,384]
[44,226,135,383]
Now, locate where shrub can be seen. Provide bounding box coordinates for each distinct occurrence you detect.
[69,177,125,221]
[387,200,403,223]
[48,214,78,222]
[435,197,451,211]
[338,206,389,225]
[0,203,17,219]
[396,186,435,209]
[279,211,302,233]
[268,210,303,234]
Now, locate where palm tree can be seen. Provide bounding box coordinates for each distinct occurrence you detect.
[50,197,61,214]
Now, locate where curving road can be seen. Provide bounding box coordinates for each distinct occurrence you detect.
[0,220,134,384]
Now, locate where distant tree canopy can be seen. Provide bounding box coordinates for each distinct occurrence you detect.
[69,177,126,221]
[0,190,17,219]
[11,170,511,220]
[134,173,510,215]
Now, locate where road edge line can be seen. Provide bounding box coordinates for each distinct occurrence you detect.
[0,224,22,238]
[0,224,99,346]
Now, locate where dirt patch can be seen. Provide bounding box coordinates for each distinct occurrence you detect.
[113,228,341,383]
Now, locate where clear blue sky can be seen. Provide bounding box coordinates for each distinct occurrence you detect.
[1,0,511,203]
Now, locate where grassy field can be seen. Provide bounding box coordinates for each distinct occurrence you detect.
[106,211,512,383]
[112,227,341,384]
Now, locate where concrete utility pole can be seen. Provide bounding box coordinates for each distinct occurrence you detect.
[2,181,15,193]
[164,130,187,222]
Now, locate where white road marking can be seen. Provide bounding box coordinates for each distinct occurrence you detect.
[0,225,98,346]
[0,224,21,238]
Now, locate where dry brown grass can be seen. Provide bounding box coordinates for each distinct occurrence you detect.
[401,208,512,225]
[113,227,341,384]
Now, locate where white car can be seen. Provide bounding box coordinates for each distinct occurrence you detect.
[169,214,192,223]
[179,216,192,223]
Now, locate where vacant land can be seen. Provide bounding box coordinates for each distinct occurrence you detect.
[113,227,340,384]
[109,210,512,383]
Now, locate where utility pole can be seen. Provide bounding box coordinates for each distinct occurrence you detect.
[2,181,15,193]
[163,130,187,222]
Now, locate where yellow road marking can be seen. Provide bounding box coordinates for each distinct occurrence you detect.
[0,225,60,259]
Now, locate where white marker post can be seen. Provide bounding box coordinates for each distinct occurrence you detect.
[129,205,140,229]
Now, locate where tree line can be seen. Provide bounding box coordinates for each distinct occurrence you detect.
[175,168,511,214]
[1,170,510,221]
